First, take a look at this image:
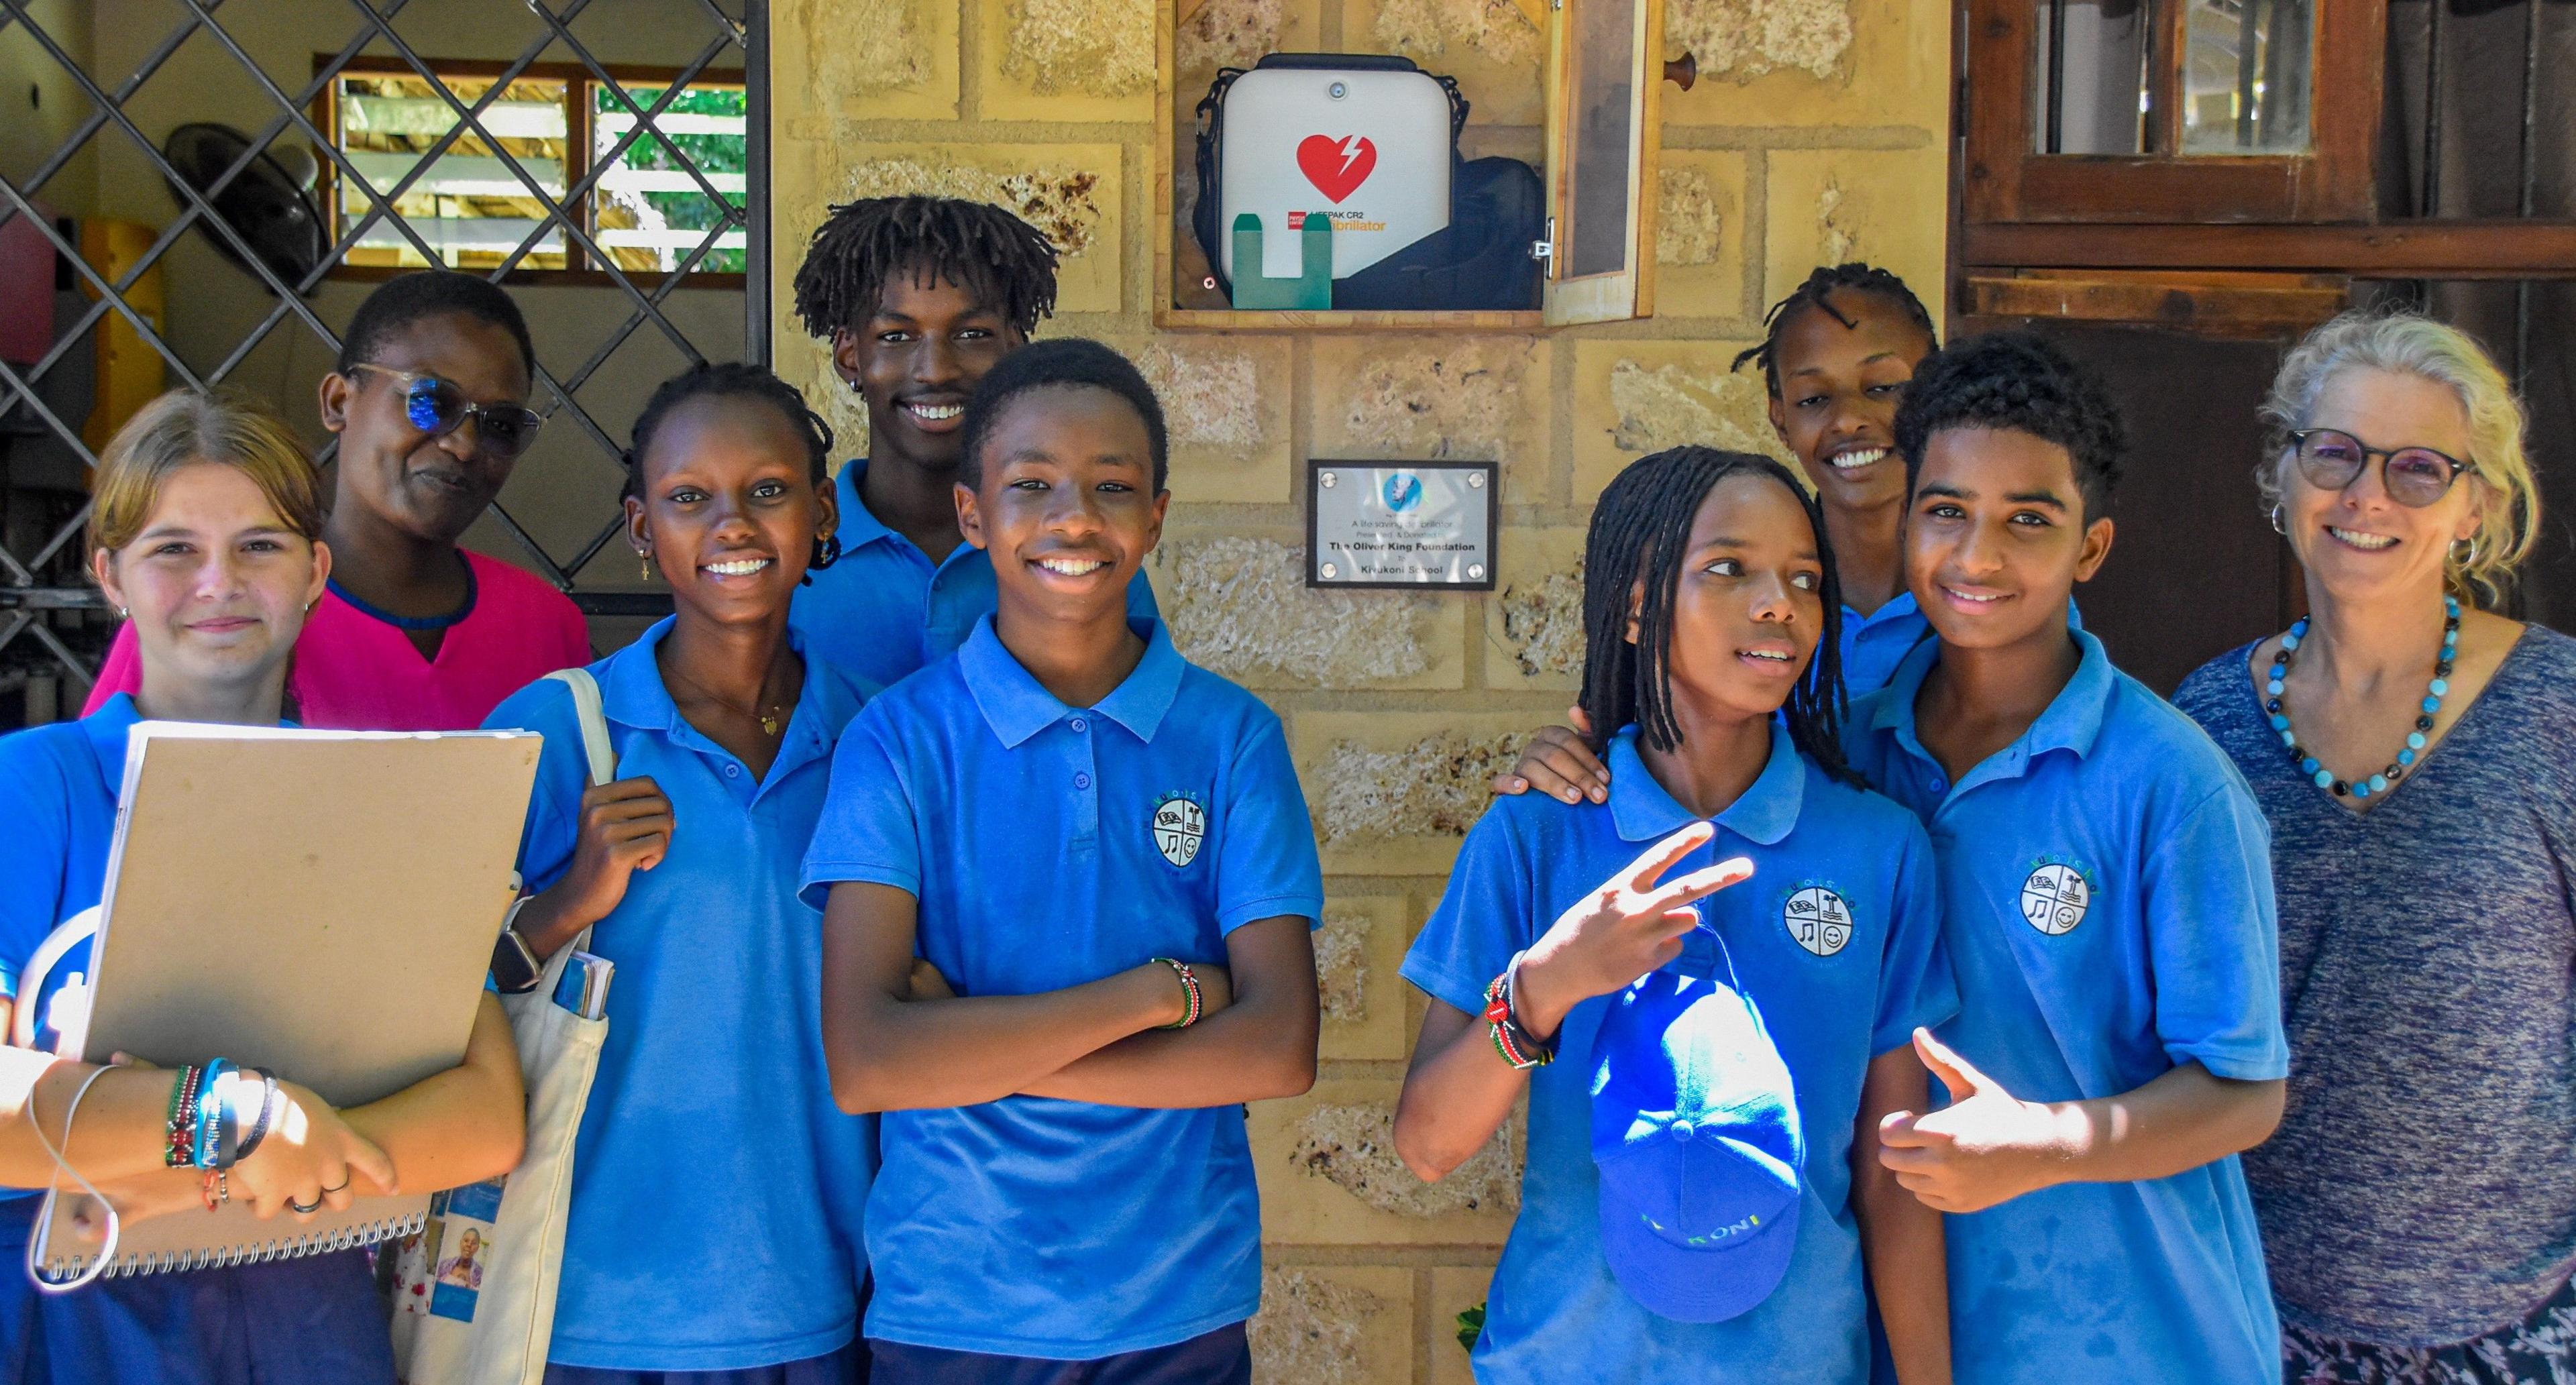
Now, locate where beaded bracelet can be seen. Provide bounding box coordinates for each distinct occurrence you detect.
[1482,965,1554,1070]
[1152,957,1204,1030]
[163,1064,206,1170]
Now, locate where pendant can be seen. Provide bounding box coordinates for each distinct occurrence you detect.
[759,712,780,736]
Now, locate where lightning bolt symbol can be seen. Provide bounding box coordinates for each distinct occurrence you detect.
[1338,135,1366,179]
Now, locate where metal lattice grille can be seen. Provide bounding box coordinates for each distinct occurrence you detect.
[0,0,767,720]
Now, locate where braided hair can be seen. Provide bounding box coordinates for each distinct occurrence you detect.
[1576,447,1856,783]
[625,362,835,497]
[1893,331,2125,519]
[1731,263,1938,398]
[790,196,1061,341]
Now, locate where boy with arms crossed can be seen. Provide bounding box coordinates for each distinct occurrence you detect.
[804,339,1320,1382]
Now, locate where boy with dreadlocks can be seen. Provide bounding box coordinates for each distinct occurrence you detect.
[788,195,1157,688]
[1393,447,1956,1385]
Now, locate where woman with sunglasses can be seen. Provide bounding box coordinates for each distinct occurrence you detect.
[83,271,592,730]
[2171,311,2573,1384]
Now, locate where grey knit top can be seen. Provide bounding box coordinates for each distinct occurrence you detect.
[2174,625,2576,1347]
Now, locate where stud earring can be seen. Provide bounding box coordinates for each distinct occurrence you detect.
[114,606,129,620]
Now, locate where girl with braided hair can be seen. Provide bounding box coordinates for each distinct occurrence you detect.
[482,362,880,1385]
[1732,264,1939,694]
[1495,264,1958,808]
[786,195,1157,688]
[1393,446,1955,1385]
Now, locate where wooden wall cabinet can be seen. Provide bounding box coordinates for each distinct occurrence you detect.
[1153,0,1674,329]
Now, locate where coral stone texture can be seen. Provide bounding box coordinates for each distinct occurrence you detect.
[773,0,1948,1364]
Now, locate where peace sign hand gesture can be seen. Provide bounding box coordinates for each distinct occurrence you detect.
[1876,1027,2072,1213]
[1511,822,1755,1042]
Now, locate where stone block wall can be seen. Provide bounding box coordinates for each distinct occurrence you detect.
[769,0,1948,1373]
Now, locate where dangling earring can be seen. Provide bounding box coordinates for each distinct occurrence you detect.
[2269,504,2286,537]
[638,548,653,582]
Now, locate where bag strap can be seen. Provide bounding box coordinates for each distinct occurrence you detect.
[543,668,618,787]
[1192,65,1248,292]
[537,667,616,966]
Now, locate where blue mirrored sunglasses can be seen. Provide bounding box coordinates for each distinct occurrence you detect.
[349,364,545,460]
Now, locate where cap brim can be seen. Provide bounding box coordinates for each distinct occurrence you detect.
[1595,1183,1800,1324]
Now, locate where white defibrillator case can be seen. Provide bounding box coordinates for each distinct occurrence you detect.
[1215,62,1454,283]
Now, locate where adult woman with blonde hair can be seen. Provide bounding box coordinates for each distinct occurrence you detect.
[2173,312,2570,1383]
[0,389,525,1384]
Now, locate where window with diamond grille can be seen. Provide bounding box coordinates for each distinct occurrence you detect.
[0,0,768,730]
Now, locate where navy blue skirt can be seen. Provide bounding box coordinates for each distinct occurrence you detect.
[0,1197,394,1385]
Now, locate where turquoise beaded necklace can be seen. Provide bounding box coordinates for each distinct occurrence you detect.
[2265,595,2461,801]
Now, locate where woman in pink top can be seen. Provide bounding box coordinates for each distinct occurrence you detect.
[86,272,592,730]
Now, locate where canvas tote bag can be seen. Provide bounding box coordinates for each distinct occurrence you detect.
[391,667,616,1385]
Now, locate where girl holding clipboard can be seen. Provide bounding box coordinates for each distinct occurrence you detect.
[0,390,526,1384]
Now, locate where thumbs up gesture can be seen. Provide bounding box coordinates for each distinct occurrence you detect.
[1876,1027,2074,1213]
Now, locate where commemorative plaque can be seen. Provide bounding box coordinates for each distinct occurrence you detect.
[1305,461,1497,590]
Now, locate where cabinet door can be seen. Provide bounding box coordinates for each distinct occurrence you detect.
[1541,0,1664,325]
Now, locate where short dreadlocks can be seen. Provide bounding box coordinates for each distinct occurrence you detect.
[791,196,1061,341]
[1731,263,1939,399]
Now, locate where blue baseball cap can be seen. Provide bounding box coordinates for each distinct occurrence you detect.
[1589,965,1804,1323]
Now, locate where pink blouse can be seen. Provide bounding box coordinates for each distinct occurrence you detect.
[83,549,594,732]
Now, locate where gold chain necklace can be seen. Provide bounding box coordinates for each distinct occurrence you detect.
[664,663,790,736]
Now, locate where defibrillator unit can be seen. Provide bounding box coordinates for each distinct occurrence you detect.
[1203,54,1456,284]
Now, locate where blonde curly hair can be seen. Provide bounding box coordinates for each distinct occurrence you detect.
[2257,310,2538,609]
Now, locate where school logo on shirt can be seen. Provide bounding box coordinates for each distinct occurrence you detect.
[1152,791,1208,867]
[2019,858,2094,936]
[1782,884,1854,957]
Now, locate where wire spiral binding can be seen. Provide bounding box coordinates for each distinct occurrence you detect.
[34,1209,426,1284]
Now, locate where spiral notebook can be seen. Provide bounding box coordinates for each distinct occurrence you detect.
[30,722,542,1282]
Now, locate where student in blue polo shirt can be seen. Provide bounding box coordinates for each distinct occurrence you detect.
[1393,446,1956,1385]
[1844,333,2288,1384]
[803,338,1322,1382]
[484,364,874,1384]
[0,390,524,1385]
[786,195,1156,687]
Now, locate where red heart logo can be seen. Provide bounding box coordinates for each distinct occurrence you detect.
[1295,135,1377,204]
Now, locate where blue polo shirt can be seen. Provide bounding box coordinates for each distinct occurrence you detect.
[799,616,1323,1360]
[486,621,877,1372]
[1842,630,2286,1384]
[0,696,140,1076]
[0,695,398,1382]
[789,459,1161,689]
[1401,726,1954,1385]
[1839,594,2081,700]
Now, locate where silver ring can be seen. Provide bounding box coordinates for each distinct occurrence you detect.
[288,1194,323,1214]
[319,1177,350,1197]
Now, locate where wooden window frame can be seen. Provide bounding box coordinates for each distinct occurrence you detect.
[311,55,747,290]
[1960,0,2383,227]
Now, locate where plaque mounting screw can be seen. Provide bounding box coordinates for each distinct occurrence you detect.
[1320,561,1340,579]
[1319,471,1337,488]
[1468,563,1487,581]
[1467,472,1485,488]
